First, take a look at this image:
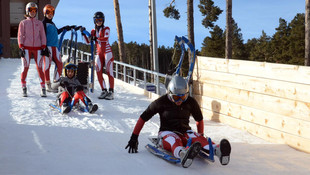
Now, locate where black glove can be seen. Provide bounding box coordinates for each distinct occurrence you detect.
[59,25,70,33]
[64,25,71,31]
[91,35,97,41]
[80,27,86,37]
[75,85,84,91]
[60,80,69,88]
[41,48,50,57]
[80,27,85,32]
[125,133,139,153]
[19,48,25,57]
[70,25,77,30]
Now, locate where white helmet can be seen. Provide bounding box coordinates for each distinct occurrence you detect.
[167,75,189,102]
[25,2,38,15]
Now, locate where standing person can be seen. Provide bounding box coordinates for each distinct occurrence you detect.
[51,63,98,114]
[18,2,49,97]
[84,11,114,100]
[125,75,231,168]
[42,4,67,92]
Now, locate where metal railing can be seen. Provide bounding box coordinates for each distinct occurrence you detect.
[61,46,170,95]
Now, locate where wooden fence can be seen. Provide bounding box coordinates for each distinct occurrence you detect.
[192,56,310,153]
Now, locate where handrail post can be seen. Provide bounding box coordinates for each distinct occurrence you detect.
[133,69,136,86]
[155,73,159,94]
[116,63,119,79]
[144,71,146,90]
[124,66,126,82]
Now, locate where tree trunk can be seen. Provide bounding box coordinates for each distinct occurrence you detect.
[187,0,195,47]
[225,0,232,59]
[187,0,194,94]
[149,0,153,71]
[187,0,194,76]
[113,0,126,63]
[305,0,310,66]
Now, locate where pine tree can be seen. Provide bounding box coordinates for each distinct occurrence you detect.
[249,31,272,62]
[200,25,225,57]
[288,13,305,65]
[230,19,246,60]
[270,18,291,63]
[198,0,223,29]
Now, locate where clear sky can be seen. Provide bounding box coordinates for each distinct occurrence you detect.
[53,0,305,51]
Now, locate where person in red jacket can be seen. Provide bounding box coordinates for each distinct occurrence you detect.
[18,2,49,97]
[125,75,231,168]
[84,11,114,100]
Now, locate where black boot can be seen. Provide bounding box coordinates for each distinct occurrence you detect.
[22,87,27,97]
[61,103,71,114]
[179,142,202,168]
[215,139,231,165]
[88,102,98,113]
[41,88,47,97]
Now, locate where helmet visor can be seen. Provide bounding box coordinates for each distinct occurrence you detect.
[45,10,54,15]
[170,93,188,102]
[95,18,104,23]
[29,7,37,13]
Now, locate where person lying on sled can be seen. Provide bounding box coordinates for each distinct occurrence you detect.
[125,75,231,168]
[51,63,98,114]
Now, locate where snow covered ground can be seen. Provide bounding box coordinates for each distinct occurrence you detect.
[0,58,309,175]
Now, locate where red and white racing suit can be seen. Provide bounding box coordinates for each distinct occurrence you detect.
[18,17,47,88]
[85,26,114,91]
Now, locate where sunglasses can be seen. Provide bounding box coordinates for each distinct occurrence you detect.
[95,18,104,23]
[45,10,54,15]
[170,93,188,102]
[29,7,37,13]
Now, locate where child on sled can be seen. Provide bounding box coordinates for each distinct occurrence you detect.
[51,63,98,114]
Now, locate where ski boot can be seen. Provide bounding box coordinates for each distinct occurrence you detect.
[61,103,71,114]
[215,139,231,165]
[179,141,202,168]
[88,102,98,114]
[98,89,108,99]
[22,87,27,97]
[41,88,47,97]
[105,91,114,100]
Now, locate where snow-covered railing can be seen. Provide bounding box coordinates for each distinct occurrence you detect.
[61,46,170,95]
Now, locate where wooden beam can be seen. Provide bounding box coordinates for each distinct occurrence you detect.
[201,109,310,153]
[194,95,310,139]
[195,56,310,85]
[193,83,310,121]
[193,69,310,103]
